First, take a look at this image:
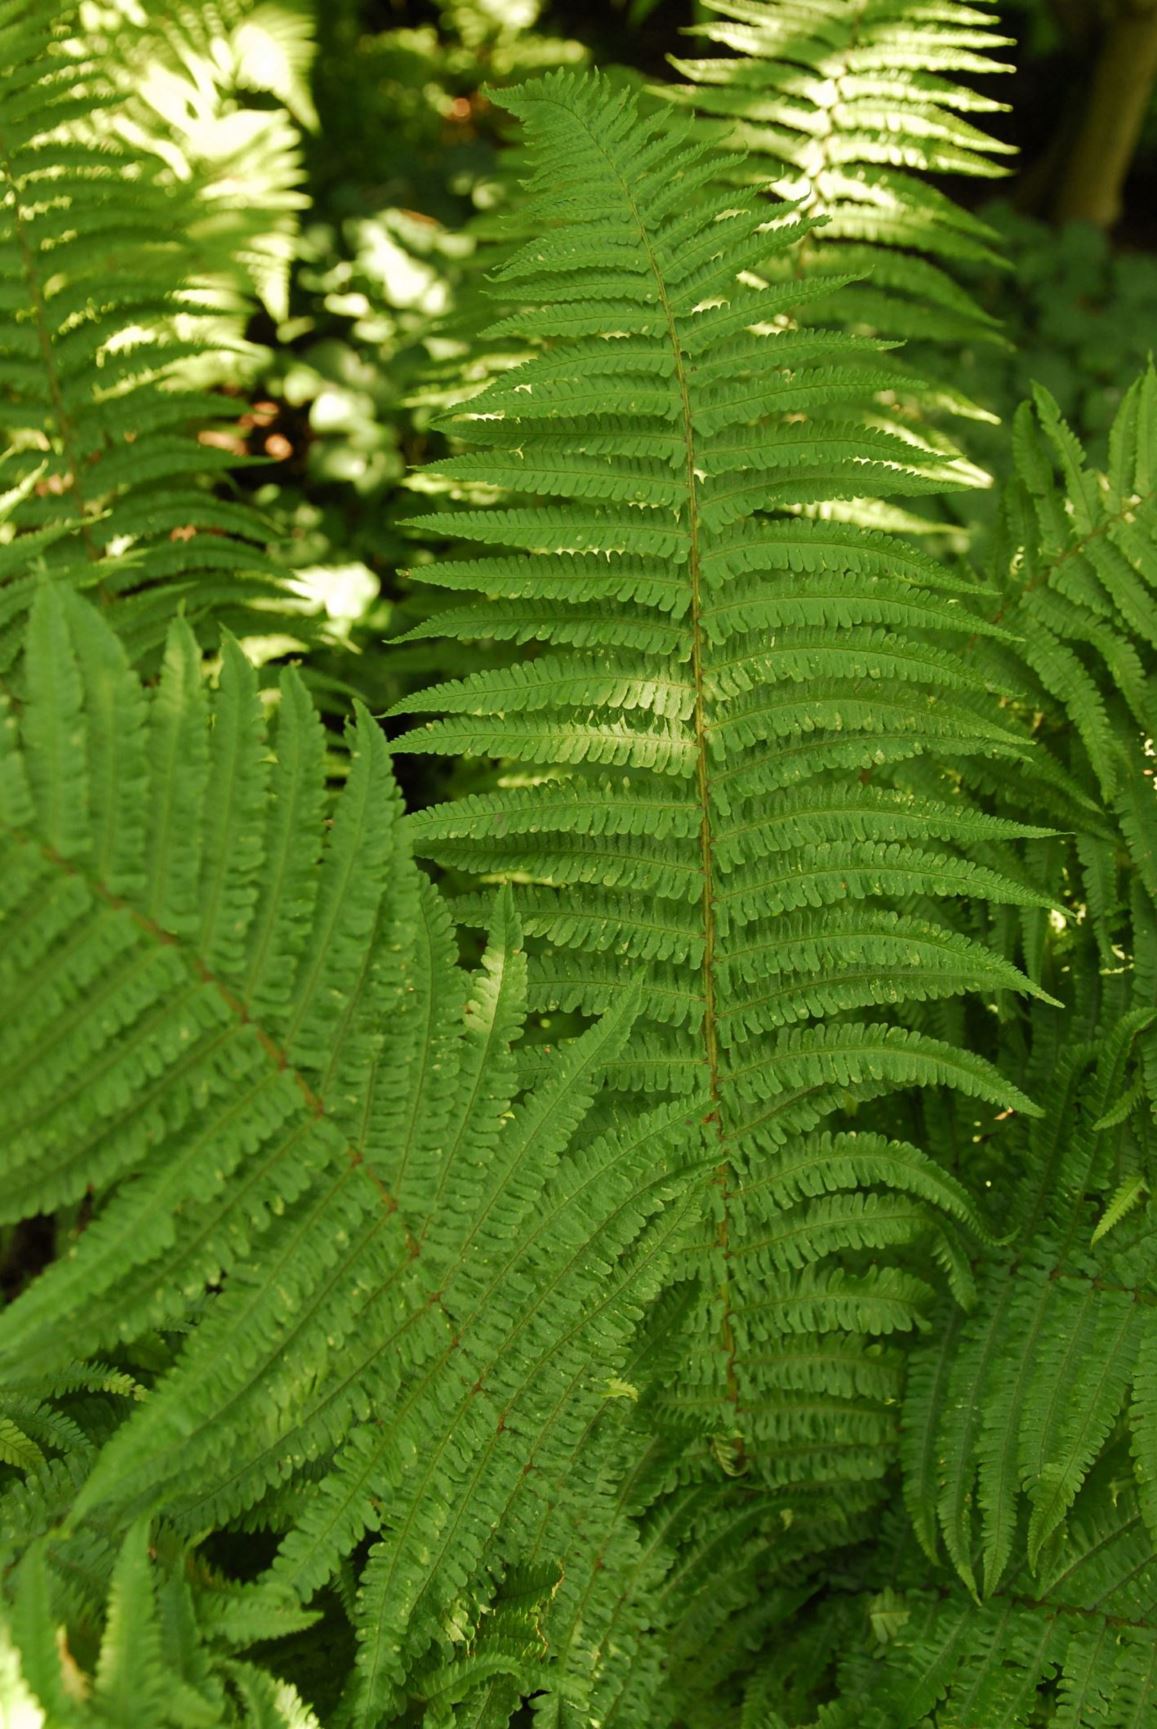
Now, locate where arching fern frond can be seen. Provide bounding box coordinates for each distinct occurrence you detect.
[0,586,703,1725]
[396,69,1050,1511]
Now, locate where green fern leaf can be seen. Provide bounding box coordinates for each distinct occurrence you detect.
[398,69,1047,1524]
[0,1,308,665]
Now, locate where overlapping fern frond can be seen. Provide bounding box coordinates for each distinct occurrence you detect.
[0,586,701,1725]
[666,0,1015,356]
[395,71,1055,1509]
[0,0,305,670]
[903,1011,1157,1599]
[846,1476,1157,1727]
[891,367,1157,1627]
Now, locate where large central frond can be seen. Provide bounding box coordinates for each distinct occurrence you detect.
[394,70,1050,1495]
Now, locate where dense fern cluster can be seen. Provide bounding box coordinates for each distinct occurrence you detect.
[1,2,1155,1726]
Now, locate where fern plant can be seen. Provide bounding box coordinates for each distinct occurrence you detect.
[0,584,702,1726]
[393,71,1065,1528]
[2,8,1156,1728]
[855,370,1157,1725]
[0,0,308,671]
[991,371,1157,928]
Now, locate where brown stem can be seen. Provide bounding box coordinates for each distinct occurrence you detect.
[1054,0,1157,228]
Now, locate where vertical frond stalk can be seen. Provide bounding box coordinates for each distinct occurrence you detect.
[1055,0,1157,229]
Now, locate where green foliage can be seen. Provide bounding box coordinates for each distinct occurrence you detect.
[0,0,310,668]
[396,68,1050,1518]
[83,0,317,329]
[253,0,592,717]
[1,5,1156,1728]
[950,206,1157,450]
[895,368,1157,1615]
[920,206,1157,549]
[903,1015,1156,1598]
[0,583,701,1725]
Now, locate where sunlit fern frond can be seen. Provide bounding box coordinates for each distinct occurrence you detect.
[666,0,1016,360]
[0,0,310,669]
[395,70,1052,1519]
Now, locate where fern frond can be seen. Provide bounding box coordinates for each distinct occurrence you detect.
[3,1523,323,1727]
[990,372,1157,811]
[0,586,706,1723]
[664,0,1014,377]
[396,70,1049,1516]
[0,1,307,667]
[88,0,313,327]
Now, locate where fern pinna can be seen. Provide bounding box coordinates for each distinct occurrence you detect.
[0,587,702,1725]
[395,71,1054,1515]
